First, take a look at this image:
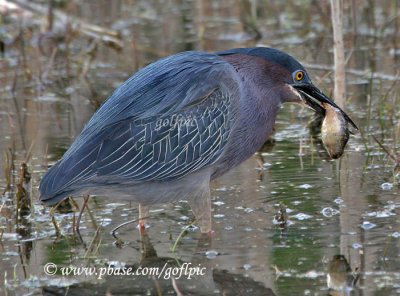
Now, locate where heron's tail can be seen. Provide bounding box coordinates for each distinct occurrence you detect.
[39,145,100,205]
[39,161,73,205]
[39,188,73,206]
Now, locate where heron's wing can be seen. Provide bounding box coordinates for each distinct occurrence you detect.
[96,87,234,182]
[85,52,236,132]
[39,52,240,202]
[62,52,237,158]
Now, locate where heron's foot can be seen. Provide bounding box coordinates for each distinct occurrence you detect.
[199,229,215,238]
[138,204,150,233]
[197,223,214,234]
[138,222,147,236]
[189,192,212,234]
[199,224,212,234]
[138,220,146,230]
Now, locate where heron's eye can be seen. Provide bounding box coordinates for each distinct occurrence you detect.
[294,70,304,81]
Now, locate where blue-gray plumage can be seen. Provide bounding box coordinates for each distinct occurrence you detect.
[39,47,356,232]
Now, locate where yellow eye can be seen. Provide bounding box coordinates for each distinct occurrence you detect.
[295,70,304,81]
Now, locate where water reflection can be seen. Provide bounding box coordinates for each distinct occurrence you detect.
[326,255,359,296]
[42,232,276,296]
[16,216,34,279]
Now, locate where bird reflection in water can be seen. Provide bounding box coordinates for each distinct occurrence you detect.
[327,255,360,296]
[42,233,276,296]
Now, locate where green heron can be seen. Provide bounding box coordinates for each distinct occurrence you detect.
[39,47,356,233]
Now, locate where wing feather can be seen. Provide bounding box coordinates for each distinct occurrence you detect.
[39,51,240,202]
[96,88,234,182]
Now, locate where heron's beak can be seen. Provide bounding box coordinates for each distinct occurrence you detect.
[293,83,358,130]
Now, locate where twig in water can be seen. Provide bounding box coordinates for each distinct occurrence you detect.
[41,47,58,82]
[49,198,70,237]
[69,197,80,211]
[172,277,184,296]
[76,195,90,235]
[8,0,122,47]
[0,200,5,214]
[50,213,60,237]
[110,216,150,240]
[84,225,102,259]
[371,134,398,163]
[46,0,54,32]
[152,276,163,296]
[171,221,195,253]
[2,150,12,194]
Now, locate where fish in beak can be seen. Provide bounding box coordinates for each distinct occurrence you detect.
[293,83,358,130]
[293,83,358,158]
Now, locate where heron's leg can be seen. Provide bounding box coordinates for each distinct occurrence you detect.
[189,189,212,233]
[138,204,149,231]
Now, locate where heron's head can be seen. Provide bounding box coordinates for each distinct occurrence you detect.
[217,47,357,129]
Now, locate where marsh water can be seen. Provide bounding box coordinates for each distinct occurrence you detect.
[0,1,399,295]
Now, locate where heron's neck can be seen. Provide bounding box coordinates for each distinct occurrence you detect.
[237,77,280,150]
[212,55,281,178]
[223,54,281,136]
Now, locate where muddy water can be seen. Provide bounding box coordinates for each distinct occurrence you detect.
[0,1,399,295]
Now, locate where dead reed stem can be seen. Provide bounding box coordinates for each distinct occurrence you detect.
[330,0,346,107]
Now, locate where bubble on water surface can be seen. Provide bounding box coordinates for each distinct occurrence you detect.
[391,232,400,238]
[213,201,225,206]
[375,210,394,218]
[292,213,312,220]
[321,207,340,217]
[205,250,219,259]
[298,184,313,189]
[216,186,227,192]
[360,221,376,230]
[184,224,198,232]
[213,214,225,218]
[381,183,393,190]
[243,264,252,270]
[334,197,344,204]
